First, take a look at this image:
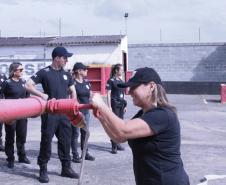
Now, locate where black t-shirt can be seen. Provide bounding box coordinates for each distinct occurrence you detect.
[74,79,91,114]
[0,74,7,98]
[128,107,189,185]
[31,66,74,99]
[106,76,125,101]
[1,78,29,99]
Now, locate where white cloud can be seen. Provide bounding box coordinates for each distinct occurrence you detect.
[0,0,226,43]
[0,0,19,5]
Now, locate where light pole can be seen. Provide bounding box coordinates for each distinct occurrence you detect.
[124,13,129,35]
[160,29,162,42]
[59,18,62,37]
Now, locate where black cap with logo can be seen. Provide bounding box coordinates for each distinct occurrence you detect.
[118,67,162,88]
[73,62,89,71]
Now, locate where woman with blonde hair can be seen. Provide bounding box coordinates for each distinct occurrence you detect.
[71,62,95,162]
[91,67,190,185]
[0,62,30,169]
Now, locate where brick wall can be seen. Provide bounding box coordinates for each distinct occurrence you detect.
[128,43,226,94]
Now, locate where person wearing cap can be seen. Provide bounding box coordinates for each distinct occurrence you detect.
[0,73,7,152]
[70,62,95,163]
[25,46,78,183]
[1,63,31,169]
[91,67,190,185]
[106,64,127,154]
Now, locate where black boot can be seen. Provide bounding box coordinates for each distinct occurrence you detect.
[19,155,31,164]
[85,152,95,161]
[111,140,117,154]
[117,144,125,151]
[7,161,14,169]
[72,154,81,163]
[39,164,49,183]
[61,165,79,179]
[0,138,4,152]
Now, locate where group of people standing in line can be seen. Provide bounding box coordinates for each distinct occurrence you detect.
[0,46,126,183]
[0,45,190,185]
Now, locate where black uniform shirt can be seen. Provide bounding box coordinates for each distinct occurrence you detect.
[106,77,125,100]
[31,66,74,99]
[74,79,91,113]
[128,107,189,185]
[1,78,28,99]
[0,74,7,98]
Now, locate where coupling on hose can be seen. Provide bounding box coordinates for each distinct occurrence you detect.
[45,98,87,128]
[66,111,86,128]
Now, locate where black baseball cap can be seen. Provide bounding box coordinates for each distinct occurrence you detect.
[52,46,73,59]
[73,62,89,71]
[118,67,162,88]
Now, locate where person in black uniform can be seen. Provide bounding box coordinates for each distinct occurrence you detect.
[91,67,190,185]
[0,73,7,151]
[25,46,78,183]
[106,64,127,154]
[0,62,30,169]
[71,62,95,163]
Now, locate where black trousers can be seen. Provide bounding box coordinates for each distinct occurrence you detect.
[38,113,72,167]
[5,119,28,162]
[71,111,90,157]
[111,100,124,119]
[111,100,125,147]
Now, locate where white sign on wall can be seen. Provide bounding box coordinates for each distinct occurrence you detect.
[0,61,51,79]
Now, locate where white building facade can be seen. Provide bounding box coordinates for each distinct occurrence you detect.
[0,35,128,79]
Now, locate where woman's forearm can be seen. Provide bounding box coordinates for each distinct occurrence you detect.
[97,104,127,142]
[98,117,118,142]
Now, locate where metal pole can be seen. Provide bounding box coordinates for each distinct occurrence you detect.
[198,27,201,42]
[160,29,162,42]
[124,13,128,35]
[77,125,90,185]
[59,18,62,37]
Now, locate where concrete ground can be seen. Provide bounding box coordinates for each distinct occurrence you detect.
[0,94,226,185]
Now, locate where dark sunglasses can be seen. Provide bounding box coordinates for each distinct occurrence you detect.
[129,82,149,92]
[16,68,23,72]
[129,84,140,92]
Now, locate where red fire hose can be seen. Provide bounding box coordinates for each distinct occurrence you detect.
[0,96,96,185]
[0,96,94,127]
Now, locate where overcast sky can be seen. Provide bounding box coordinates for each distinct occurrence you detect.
[0,0,226,44]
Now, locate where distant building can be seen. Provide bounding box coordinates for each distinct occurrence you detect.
[0,35,128,79]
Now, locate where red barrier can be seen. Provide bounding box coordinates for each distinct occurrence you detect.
[87,66,111,95]
[125,70,133,94]
[221,84,226,103]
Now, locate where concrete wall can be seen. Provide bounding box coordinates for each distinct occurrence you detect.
[128,43,226,94]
